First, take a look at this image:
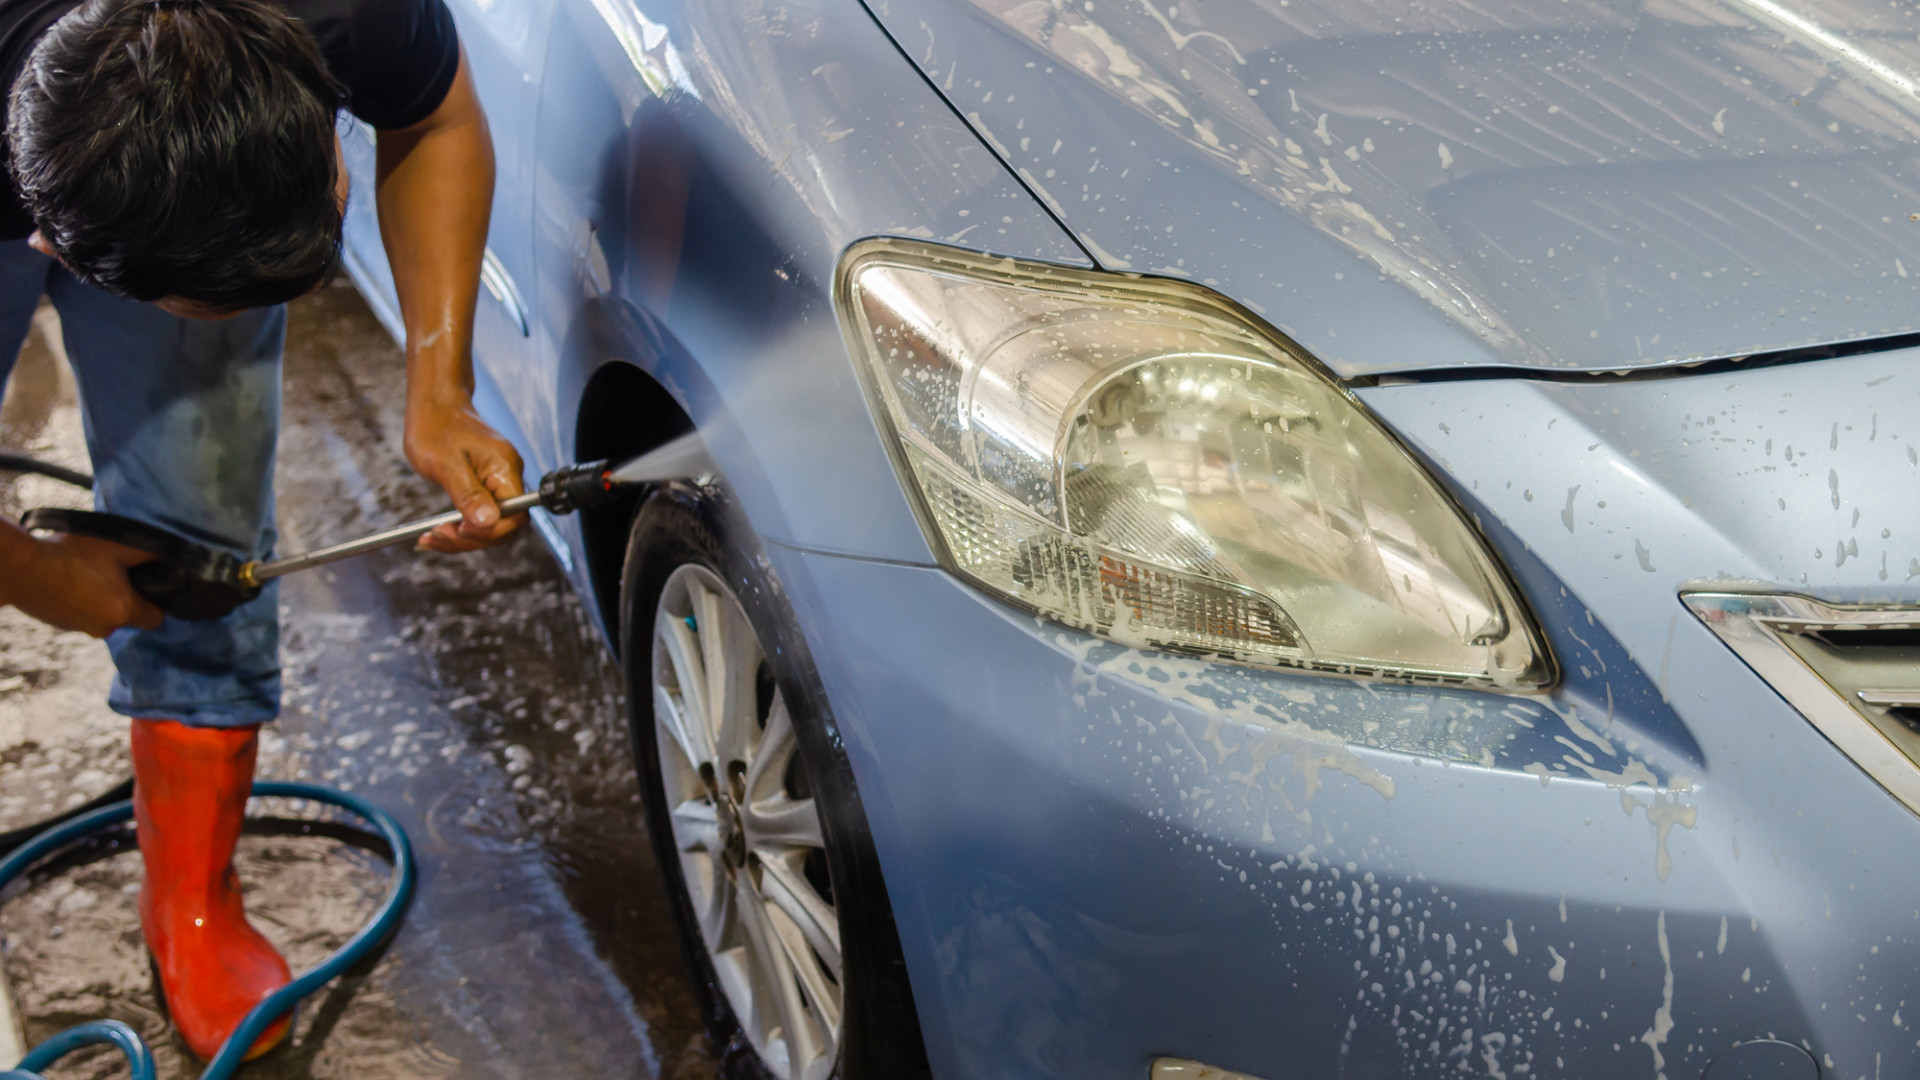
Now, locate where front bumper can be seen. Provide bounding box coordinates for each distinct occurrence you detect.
[765,349,1920,1080]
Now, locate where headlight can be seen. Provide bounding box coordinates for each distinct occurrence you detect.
[835,239,1550,689]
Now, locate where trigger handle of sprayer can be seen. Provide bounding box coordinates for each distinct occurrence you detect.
[18,507,261,621]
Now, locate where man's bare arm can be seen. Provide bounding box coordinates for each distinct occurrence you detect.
[374,46,522,554]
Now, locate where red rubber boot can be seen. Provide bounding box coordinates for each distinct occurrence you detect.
[130,718,292,1061]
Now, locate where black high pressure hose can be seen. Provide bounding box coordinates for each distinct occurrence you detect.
[0,450,91,491]
[0,450,134,858]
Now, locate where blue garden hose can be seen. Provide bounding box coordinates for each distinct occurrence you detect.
[5,1021,155,1080]
[0,781,415,1080]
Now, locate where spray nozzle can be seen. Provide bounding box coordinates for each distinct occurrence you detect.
[537,459,623,516]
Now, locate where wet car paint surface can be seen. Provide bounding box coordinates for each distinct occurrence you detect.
[867,0,1920,376]
[766,350,1920,1079]
[0,285,719,1079]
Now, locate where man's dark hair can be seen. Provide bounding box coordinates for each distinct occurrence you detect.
[7,0,344,309]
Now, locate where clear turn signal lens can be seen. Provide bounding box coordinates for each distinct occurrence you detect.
[835,239,1550,688]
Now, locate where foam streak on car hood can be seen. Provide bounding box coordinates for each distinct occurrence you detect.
[868,0,1920,375]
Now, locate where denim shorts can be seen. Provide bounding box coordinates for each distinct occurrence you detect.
[0,239,283,728]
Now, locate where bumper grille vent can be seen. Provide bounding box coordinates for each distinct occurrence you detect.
[1687,593,1920,817]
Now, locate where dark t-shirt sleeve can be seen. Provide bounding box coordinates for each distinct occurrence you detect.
[324,0,460,130]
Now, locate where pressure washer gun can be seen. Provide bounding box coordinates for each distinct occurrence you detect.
[16,460,626,622]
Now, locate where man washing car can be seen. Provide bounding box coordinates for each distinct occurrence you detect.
[0,0,514,1059]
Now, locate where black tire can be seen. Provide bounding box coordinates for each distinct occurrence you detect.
[619,482,930,1080]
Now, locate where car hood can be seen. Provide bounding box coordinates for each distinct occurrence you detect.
[868,0,1920,376]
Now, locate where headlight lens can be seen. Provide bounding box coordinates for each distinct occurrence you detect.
[836,239,1549,688]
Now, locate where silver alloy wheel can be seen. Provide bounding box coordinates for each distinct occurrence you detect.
[652,564,842,1080]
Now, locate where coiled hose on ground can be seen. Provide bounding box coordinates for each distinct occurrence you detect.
[2,453,417,1078]
[0,782,416,1080]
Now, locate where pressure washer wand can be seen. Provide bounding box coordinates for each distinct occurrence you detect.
[239,459,621,588]
[19,453,679,621]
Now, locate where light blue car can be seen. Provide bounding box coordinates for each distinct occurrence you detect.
[339,0,1920,1077]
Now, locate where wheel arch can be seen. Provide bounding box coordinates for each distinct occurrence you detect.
[573,354,696,650]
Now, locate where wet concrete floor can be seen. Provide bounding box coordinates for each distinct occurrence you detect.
[0,282,721,1079]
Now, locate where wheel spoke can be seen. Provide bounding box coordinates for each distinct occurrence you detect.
[660,613,715,765]
[744,697,795,802]
[670,798,721,855]
[693,582,730,752]
[764,893,840,1065]
[746,795,824,851]
[738,875,825,1074]
[758,850,842,974]
[733,875,787,1014]
[653,684,710,773]
[699,582,760,770]
[695,861,737,954]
